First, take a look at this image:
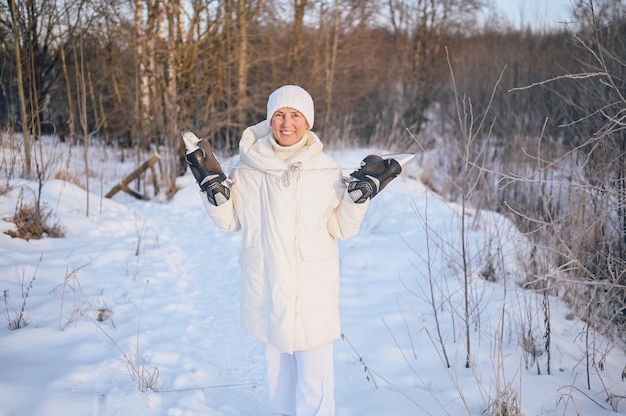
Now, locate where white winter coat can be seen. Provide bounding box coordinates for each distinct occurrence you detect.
[203,121,369,353]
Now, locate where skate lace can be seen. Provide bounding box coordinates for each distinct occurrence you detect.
[282,162,302,186]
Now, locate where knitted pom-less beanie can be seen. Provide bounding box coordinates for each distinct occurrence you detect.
[267,85,314,129]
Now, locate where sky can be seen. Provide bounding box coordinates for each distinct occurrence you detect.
[492,0,574,29]
[2,136,626,415]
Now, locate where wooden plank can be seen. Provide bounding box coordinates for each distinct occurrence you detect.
[105,154,161,199]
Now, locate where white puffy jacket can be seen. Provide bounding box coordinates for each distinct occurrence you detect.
[203,121,369,353]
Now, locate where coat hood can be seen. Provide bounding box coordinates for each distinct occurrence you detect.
[238,120,324,179]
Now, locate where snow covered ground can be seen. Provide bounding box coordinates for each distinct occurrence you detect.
[1,136,626,415]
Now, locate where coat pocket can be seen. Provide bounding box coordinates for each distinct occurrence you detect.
[298,223,338,261]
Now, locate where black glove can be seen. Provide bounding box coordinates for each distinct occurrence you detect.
[348,155,402,203]
[183,131,230,206]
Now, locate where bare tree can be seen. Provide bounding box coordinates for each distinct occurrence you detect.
[387,0,485,134]
[8,0,32,177]
[288,0,307,81]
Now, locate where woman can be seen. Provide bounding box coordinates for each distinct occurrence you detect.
[185,85,401,415]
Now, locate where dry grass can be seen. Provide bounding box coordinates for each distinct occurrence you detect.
[2,266,38,330]
[4,191,65,240]
[55,170,85,189]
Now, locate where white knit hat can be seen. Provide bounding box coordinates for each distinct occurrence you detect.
[267,85,314,129]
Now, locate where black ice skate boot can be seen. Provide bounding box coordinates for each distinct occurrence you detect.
[181,131,230,206]
[348,154,403,204]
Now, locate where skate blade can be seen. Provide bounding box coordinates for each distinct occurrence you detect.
[381,153,416,167]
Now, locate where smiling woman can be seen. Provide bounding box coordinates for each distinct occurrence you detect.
[200,84,372,416]
[191,84,405,416]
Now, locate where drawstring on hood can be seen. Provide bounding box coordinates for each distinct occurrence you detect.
[283,162,302,186]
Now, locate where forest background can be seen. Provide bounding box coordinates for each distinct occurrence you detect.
[3,0,626,359]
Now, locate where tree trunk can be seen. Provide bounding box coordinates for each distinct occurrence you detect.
[135,0,150,150]
[237,0,249,130]
[59,42,77,144]
[9,0,32,178]
[289,0,307,82]
[323,4,339,136]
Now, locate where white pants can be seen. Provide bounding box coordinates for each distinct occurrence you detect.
[265,342,335,416]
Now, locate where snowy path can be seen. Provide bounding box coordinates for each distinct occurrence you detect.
[114,179,268,415]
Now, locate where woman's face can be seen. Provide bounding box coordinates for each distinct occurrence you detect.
[271,107,309,146]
